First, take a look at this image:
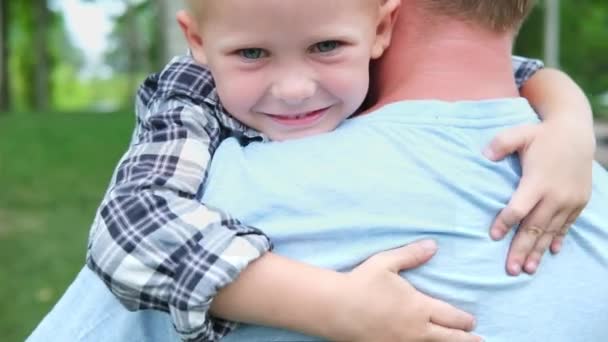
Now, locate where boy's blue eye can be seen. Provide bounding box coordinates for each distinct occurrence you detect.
[311,40,341,53]
[238,48,267,60]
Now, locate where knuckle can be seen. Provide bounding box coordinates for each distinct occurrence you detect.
[520,225,544,237]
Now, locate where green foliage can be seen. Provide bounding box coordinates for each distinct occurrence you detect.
[3,0,608,114]
[7,1,83,111]
[105,0,163,73]
[8,0,36,110]
[51,65,146,112]
[516,0,608,118]
[0,112,134,342]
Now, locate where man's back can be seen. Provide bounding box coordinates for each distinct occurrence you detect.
[204,98,608,341]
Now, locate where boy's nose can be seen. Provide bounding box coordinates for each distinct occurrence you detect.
[271,76,316,106]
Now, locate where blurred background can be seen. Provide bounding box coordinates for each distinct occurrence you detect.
[0,0,606,340]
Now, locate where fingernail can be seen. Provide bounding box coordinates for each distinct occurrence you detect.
[483,147,496,160]
[554,243,563,254]
[509,263,522,276]
[419,239,437,251]
[490,229,503,240]
[525,261,538,274]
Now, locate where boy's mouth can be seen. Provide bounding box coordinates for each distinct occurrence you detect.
[265,107,330,126]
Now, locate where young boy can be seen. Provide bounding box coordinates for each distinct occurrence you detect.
[85,0,595,340]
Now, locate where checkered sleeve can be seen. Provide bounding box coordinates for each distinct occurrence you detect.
[512,55,544,88]
[86,57,272,341]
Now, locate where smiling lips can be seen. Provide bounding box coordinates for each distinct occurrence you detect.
[266,107,330,126]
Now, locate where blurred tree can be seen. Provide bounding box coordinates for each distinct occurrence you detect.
[516,0,608,105]
[10,0,58,112]
[0,0,10,112]
[34,0,51,110]
[162,0,187,60]
[11,0,37,110]
[157,0,168,64]
[544,0,560,67]
[102,0,168,106]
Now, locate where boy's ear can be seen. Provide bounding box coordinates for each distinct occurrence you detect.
[371,0,401,59]
[176,10,207,64]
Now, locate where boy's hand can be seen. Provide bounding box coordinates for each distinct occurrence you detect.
[336,240,481,342]
[484,121,594,276]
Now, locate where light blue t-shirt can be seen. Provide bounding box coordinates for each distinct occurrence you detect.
[202,99,608,341]
[27,99,608,342]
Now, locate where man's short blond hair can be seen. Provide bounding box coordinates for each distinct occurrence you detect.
[420,0,536,32]
[184,0,208,22]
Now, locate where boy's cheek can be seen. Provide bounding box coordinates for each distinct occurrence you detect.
[216,76,261,115]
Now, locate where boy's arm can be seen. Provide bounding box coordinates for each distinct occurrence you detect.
[86,57,271,341]
[211,242,479,342]
[487,62,595,275]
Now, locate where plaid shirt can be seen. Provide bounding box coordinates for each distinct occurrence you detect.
[86,55,543,342]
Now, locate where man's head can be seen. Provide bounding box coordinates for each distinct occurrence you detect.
[177,0,399,141]
[367,0,538,107]
[417,0,536,33]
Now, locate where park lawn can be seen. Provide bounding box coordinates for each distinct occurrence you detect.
[0,112,134,342]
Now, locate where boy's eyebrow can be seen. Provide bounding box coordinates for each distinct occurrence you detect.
[304,27,366,43]
[213,36,272,50]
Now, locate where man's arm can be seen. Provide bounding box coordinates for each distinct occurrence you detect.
[87,57,271,341]
[487,63,595,275]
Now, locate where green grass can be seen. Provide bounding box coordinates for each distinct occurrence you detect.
[0,112,134,342]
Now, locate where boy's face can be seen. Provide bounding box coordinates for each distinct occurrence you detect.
[182,0,392,141]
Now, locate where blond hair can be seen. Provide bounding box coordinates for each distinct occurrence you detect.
[184,0,207,22]
[185,0,387,23]
[420,0,536,32]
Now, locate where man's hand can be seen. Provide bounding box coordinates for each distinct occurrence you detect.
[335,240,481,342]
[484,121,593,276]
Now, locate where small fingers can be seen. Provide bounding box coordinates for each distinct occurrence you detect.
[371,239,438,273]
[506,200,557,276]
[490,177,541,240]
[484,124,537,161]
[523,211,569,274]
[426,323,484,342]
[427,296,476,332]
[550,207,582,254]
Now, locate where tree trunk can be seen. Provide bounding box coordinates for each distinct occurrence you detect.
[125,5,138,95]
[0,0,10,112]
[34,0,50,111]
[544,0,560,68]
[156,0,168,66]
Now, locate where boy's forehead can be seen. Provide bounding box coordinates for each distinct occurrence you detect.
[195,0,381,20]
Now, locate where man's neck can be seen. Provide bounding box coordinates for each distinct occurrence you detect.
[370,14,520,110]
